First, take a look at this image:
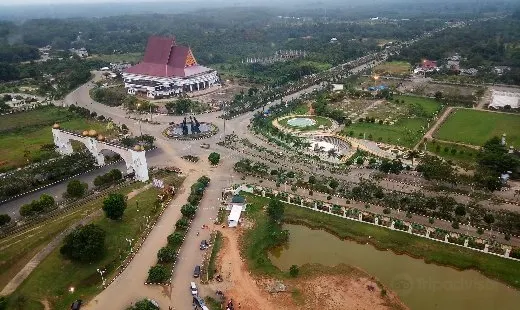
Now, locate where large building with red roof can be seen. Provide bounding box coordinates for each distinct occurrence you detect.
[122,36,220,98]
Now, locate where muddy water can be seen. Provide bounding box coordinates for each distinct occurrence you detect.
[269,224,520,310]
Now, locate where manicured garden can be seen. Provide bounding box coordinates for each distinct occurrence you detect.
[341,95,442,147]
[0,106,117,172]
[278,115,333,131]
[434,109,520,147]
[4,174,183,310]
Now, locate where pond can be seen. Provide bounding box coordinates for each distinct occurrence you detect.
[269,224,520,310]
[287,117,316,128]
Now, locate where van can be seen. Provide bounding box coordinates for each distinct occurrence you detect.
[193,265,201,278]
[190,281,198,295]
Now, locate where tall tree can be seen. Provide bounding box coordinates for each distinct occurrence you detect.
[102,193,127,220]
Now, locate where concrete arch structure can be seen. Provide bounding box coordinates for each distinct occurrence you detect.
[52,128,149,182]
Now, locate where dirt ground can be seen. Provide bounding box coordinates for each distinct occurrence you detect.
[191,82,250,107]
[204,228,408,310]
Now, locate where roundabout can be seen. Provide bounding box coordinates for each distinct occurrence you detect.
[163,116,218,140]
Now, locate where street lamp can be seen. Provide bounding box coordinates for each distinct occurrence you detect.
[96,268,106,287]
[125,238,134,253]
[137,103,143,137]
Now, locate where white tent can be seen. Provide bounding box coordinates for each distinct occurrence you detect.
[227,204,243,228]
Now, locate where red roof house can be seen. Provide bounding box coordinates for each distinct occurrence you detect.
[124,36,211,78]
[421,60,438,70]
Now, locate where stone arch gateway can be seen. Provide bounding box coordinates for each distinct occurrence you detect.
[52,128,149,182]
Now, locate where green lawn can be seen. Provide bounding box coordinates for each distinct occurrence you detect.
[343,118,426,147]
[395,95,442,117]
[278,116,332,132]
[373,61,411,76]
[5,178,182,310]
[242,193,520,290]
[426,140,478,168]
[0,183,142,291]
[0,106,117,171]
[341,95,441,147]
[434,109,520,147]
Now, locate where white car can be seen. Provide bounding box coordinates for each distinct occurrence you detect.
[190,282,198,296]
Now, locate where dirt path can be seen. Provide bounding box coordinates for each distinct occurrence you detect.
[215,227,407,310]
[414,106,453,149]
[219,228,278,310]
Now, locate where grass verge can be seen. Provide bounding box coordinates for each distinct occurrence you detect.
[5,174,184,310]
[207,231,223,280]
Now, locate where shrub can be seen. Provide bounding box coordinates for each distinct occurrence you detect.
[483,213,494,224]
[477,227,484,235]
[94,169,123,187]
[67,179,87,198]
[429,217,434,224]
[181,204,197,218]
[167,232,184,247]
[208,152,221,165]
[175,217,189,230]
[308,176,316,184]
[127,299,159,310]
[326,195,332,200]
[147,265,169,283]
[102,193,127,220]
[454,205,466,217]
[60,224,106,263]
[289,265,299,277]
[383,208,391,214]
[157,246,177,263]
[19,194,55,216]
[0,213,11,226]
[452,221,460,229]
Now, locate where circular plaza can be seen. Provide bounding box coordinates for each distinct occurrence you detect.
[275,115,336,132]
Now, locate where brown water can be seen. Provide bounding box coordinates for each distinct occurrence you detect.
[269,224,520,310]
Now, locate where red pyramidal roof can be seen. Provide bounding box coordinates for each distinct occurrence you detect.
[124,36,211,78]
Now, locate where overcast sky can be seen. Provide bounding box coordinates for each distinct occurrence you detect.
[0,0,190,5]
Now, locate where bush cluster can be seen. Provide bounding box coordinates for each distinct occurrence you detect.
[94,169,123,188]
[19,194,55,217]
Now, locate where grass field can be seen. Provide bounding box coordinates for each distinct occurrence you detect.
[434,109,520,147]
[5,174,183,310]
[90,53,142,63]
[0,183,142,291]
[373,61,411,76]
[242,193,520,290]
[426,140,478,168]
[342,95,441,147]
[343,118,426,147]
[0,106,117,171]
[278,116,333,132]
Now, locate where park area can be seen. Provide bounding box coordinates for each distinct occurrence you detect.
[0,106,118,172]
[277,115,333,132]
[434,109,520,147]
[342,95,442,147]
[372,61,411,77]
[2,173,183,310]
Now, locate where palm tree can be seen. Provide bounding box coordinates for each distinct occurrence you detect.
[408,150,420,165]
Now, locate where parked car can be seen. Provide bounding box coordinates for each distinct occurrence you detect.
[200,143,210,149]
[147,299,159,308]
[193,265,201,278]
[70,300,82,310]
[200,240,209,250]
[190,281,198,295]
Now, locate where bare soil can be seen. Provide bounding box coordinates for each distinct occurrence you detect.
[211,228,408,310]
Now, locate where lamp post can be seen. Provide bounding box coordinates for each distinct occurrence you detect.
[97,268,106,288]
[125,238,134,253]
[137,103,142,136]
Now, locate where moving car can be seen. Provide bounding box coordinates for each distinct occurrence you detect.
[193,265,201,278]
[70,300,82,310]
[200,240,209,250]
[190,281,198,295]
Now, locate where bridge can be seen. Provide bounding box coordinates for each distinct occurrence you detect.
[52,125,149,182]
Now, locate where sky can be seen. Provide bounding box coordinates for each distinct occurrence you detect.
[0,0,191,5]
